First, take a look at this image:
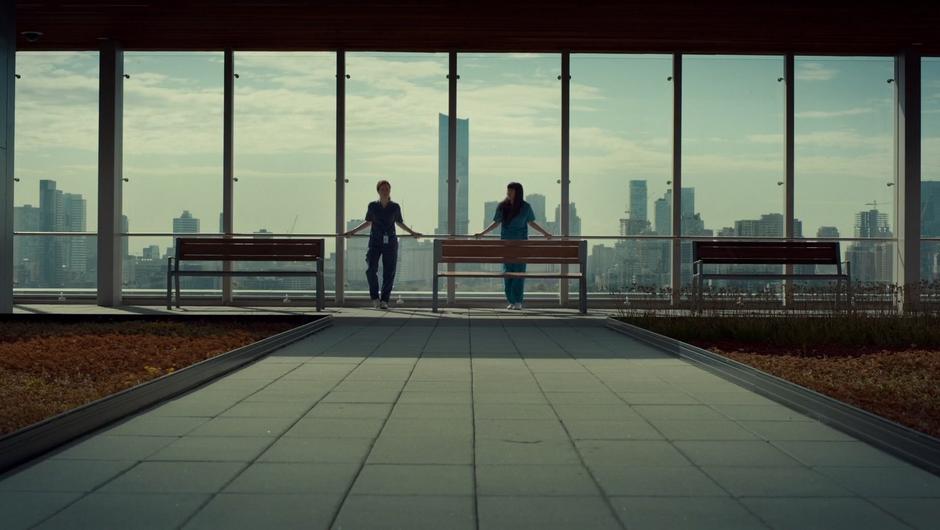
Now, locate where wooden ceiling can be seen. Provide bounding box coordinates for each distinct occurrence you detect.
[12,0,940,55]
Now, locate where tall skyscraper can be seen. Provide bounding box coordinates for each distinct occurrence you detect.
[817,226,840,239]
[920,181,940,278]
[527,193,547,223]
[652,187,696,235]
[628,180,647,222]
[173,210,200,234]
[36,180,88,286]
[437,113,469,235]
[848,208,893,283]
[483,200,499,229]
[855,209,891,238]
[553,203,582,236]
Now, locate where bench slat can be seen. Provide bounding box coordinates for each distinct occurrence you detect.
[438,272,583,278]
[693,241,840,265]
[177,238,323,261]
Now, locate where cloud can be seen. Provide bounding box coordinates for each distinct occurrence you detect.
[796,107,874,119]
[796,62,837,82]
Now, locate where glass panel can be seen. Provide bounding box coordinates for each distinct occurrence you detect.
[922,57,940,282]
[570,54,674,300]
[229,52,336,295]
[13,52,99,290]
[233,52,335,238]
[122,52,223,292]
[795,56,895,285]
[13,235,96,293]
[682,55,785,286]
[453,53,560,296]
[121,236,222,297]
[343,53,447,297]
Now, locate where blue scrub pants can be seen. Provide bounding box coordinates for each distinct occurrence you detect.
[503,263,526,304]
[366,242,398,302]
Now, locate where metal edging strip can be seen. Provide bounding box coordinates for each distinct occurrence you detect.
[605,317,940,477]
[0,315,333,476]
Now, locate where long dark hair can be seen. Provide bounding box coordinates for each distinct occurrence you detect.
[499,182,524,223]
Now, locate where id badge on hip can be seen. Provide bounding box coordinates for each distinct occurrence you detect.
[383,235,389,245]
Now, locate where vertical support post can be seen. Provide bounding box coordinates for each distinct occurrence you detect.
[447,52,457,305]
[895,50,921,311]
[560,52,571,307]
[97,40,124,307]
[222,48,234,304]
[0,0,14,313]
[335,51,346,305]
[670,54,682,307]
[784,54,795,305]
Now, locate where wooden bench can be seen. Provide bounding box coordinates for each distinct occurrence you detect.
[691,240,851,308]
[432,239,588,313]
[166,237,325,310]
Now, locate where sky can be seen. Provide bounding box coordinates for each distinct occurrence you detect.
[11,52,940,255]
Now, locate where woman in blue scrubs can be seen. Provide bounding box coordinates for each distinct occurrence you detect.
[475,182,553,310]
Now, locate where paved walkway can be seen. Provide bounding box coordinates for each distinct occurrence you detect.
[2,309,939,529]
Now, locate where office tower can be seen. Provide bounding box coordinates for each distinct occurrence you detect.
[921,181,940,278]
[817,226,840,238]
[38,180,87,286]
[734,213,784,238]
[629,180,647,222]
[553,203,582,236]
[173,210,200,234]
[847,208,893,283]
[344,219,370,290]
[437,113,469,235]
[483,200,499,229]
[13,205,41,286]
[121,215,129,259]
[653,196,670,235]
[528,193,546,223]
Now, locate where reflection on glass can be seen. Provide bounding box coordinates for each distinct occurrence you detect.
[796,56,895,285]
[13,52,99,290]
[344,53,447,295]
[571,54,673,291]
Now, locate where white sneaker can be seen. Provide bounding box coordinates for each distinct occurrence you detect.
[506,304,514,310]
[372,299,380,309]
[380,301,389,310]
[512,303,523,310]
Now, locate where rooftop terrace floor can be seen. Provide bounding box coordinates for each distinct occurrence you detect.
[1,307,938,529]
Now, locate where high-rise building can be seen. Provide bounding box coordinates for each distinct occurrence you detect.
[553,203,582,236]
[734,213,784,238]
[437,113,469,235]
[817,226,840,239]
[628,180,647,222]
[483,200,499,229]
[13,205,41,287]
[35,180,89,287]
[847,208,893,283]
[653,196,670,235]
[528,193,546,224]
[173,210,200,234]
[652,187,695,235]
[921,181,940,278]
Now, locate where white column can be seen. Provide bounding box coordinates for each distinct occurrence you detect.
[222,49,234,303]
[335,51,346,305]
[895,50,921,311]
[97,41,123,307]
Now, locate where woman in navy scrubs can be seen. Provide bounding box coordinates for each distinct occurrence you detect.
[475,182,553,310]
[345,180,422,309]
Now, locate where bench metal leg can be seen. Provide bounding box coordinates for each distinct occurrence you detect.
[432,274,439,312]
[579,275,587,314]
[166,258,173,310]
[316,259,325,312]
[175,265,182,309]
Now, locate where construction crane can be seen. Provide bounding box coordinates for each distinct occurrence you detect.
[865,201,880,211]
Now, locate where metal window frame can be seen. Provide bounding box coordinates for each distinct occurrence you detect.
[895,50,921,309]
[222,48,234,304]
[560,52,571,306]
[0,0,13,313]
[670,53,682,306]
[335,50,346,305]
